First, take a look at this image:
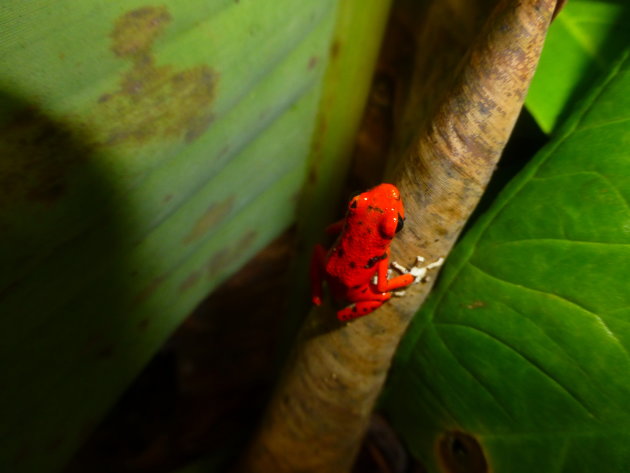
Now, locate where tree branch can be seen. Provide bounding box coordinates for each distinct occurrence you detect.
[240,1,558,471]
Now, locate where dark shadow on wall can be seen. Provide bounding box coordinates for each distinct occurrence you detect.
[0,91,139,473]
[62,232,297,473]
[0,6,221,472]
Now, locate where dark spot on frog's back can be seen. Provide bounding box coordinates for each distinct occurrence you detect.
[364,253,386,269]
[96,5,219,147]
[368,205,384,213]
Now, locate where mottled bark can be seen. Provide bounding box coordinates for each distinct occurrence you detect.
[241,1,558,472]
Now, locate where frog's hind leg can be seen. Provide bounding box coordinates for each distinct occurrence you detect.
[337,296,390,322]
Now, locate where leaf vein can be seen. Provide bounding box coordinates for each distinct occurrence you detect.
[533,170,630,211]
[469,263,630,366]
[557,10,605,67]
[492,238,630,248]
[433,326,515,422]
[435,321,598,419]
[554,438,571,473]
[574,116,630,133]
[409,358,461,427]
[495,300,597,384]
[480,428,629,439]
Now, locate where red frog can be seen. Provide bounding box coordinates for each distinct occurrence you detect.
[310,183,442,321]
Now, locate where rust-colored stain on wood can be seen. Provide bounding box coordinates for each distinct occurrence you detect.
[132,274,166,306]
[96,5,218,146]
[178,270,202,293]
[206,230,257,280]
[182,196,236,245]
[307,56,319,70]
[330,40,341,59]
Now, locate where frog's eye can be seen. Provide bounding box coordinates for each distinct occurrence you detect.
[395,214,405,233]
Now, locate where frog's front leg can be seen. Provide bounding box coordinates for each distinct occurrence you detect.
[391,255,445,286]
[374,251,414,292]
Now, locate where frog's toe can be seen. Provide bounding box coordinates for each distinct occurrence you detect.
[395,256,445,283]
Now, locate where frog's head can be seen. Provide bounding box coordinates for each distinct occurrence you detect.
[347,183,405,241]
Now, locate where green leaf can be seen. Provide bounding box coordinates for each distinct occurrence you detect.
[0,1,389,472]
[525,0,629,133]
[384,50,630,472]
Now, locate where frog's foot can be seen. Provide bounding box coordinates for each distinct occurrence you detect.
[391,256,444,284]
